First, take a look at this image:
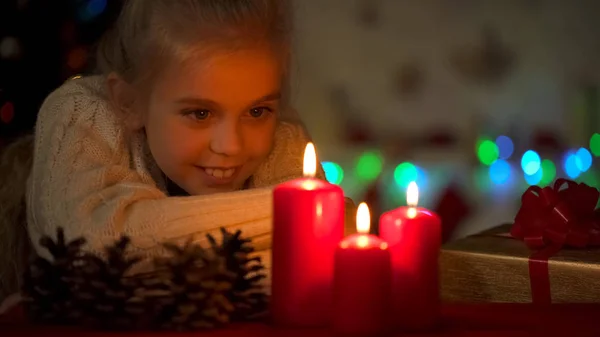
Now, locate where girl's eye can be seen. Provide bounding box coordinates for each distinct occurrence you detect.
[249,107,272,118]
[186,109,211,120]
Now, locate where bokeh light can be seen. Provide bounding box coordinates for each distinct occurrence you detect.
[495,135,514,160]
[0,102,14,124]
[414,166,428,192]
[539,159,556,187]
[79,0,107,21]
[475,137,491,151]
[521,150,541,175]
[322,161,344,185]
[579,170,599,189]
[524,169,543,186]
[564,152,581,179]
[67,47,88,70]
[575,147,592,172]
[477,139,499,166]
[0,36,22,60]
[489,159,511,185]
[394,162,418,188]
[356,151,383,181]
[591,133,600,157]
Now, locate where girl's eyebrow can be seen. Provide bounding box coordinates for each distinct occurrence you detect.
[175,92,281,108]
[250,92,281,105]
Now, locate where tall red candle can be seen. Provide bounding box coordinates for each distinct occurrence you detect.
[333,202,392,337]
[379,182,442,331]
[271,143,345,327]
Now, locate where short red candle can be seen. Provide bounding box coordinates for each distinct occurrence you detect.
[379,182,442,331]
[333,203,392,337]
[271,143,345,327]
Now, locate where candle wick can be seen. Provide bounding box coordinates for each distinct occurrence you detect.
[407,206,417,219]
[357,235,369,248]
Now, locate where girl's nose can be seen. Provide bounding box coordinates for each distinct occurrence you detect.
[209,118,243,157]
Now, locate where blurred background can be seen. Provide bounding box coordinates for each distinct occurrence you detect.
[1,0,599,241]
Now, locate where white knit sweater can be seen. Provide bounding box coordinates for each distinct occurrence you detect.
[26,76,338,270]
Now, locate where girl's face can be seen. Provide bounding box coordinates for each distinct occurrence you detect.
[142,46,282,195]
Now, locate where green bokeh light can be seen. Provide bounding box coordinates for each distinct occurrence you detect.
[475,136,492,152]
[539,159,556,187]
[579,169,599,188]
[322,161,344,185]
[477,139,500,166]
[393,162,418,188]
[591,133,600,157]
[355,151,383,181]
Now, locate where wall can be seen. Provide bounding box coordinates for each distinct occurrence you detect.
[289,0,600,238]
[291,0,600,155]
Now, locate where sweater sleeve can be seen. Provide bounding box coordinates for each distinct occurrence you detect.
[27,88,273,257]
[250,121,356,235]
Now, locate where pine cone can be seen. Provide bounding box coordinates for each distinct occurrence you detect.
[21,227,86,324]
[149,239,236,331]
[207,228,268,320]
[70,236,148,329]
[22,227,267,331]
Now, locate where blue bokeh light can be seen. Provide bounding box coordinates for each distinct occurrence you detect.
[79,0,107,21]
[521,150,541,175]
[414,166,428,191]
[489,159,512,185]
[575,147,593,172]
[564,152,582,179]
[524,169,543,186]
[321,161,344,185]
[495,135,514,160]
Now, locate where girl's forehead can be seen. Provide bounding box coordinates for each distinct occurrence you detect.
[149,47,284,103]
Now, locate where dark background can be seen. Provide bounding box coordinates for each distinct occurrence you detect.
[0,0,121,142]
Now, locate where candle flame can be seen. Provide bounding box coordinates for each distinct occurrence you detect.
[303,142,317,177]
[407,181,419,207]
[356,202,370,234]
[407,181,418,219]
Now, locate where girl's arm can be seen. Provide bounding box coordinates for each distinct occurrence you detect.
[27,91,274,257]
[249,120,327,187]
[250,121,357,234]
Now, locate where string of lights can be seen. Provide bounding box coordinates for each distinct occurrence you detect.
[322,133,600,192]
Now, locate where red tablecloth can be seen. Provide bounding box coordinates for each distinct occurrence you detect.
[3,303,600,337]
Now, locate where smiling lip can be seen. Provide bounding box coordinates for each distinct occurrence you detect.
[196,165,241,186]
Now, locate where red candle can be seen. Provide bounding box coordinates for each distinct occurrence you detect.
[333,203,392,337]
[271,143,345,327]
[379,182,442,331]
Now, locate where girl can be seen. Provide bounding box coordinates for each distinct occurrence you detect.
[0,0,356,302]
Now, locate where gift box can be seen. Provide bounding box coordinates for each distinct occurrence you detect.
[440,179,600,304]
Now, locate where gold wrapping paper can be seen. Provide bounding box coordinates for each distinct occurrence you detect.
[440,224,600,303]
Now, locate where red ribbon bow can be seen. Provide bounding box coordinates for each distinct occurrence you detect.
[511,179,600,250]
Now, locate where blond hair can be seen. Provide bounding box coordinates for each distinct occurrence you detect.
[0,134,34,301]
[96,0,293,94]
